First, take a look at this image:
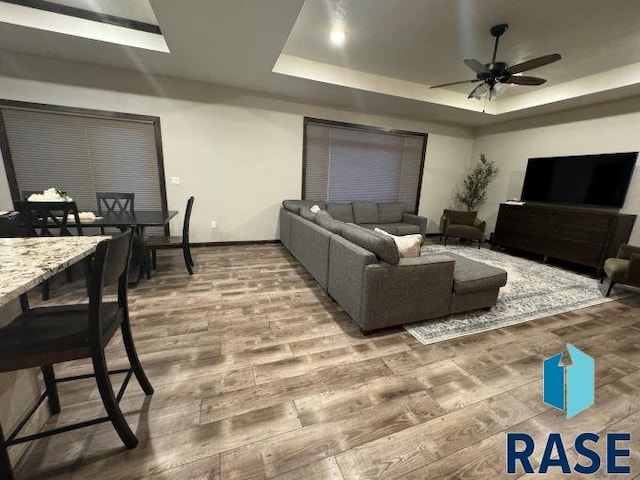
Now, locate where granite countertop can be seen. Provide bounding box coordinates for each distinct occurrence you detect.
[0,236,110,308]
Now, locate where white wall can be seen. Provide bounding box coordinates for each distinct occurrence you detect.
[474,106,640,244]
[419,133,474,227]
[0,52,475,240]
[3,52,640,245]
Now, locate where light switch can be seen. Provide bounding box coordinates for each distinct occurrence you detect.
[170,176,180,185]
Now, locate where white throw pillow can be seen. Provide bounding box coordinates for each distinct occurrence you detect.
[374,228,423,258]
[310,204,322,213]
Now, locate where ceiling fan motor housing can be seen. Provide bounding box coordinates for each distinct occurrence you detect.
[490,62,511,82]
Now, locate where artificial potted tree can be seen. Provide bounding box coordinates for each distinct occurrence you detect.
[441,154,499,247]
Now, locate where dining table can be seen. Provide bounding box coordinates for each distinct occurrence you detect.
[2,208,178,285]
[82,210,178,231]
[82,210,178,284]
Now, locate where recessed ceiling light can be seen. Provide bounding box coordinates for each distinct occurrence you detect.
[330,29,345,45]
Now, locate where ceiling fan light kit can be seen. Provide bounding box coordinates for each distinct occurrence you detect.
[431,23,562,101]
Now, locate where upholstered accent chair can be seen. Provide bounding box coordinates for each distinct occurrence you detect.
[602,244,640,296]
[440,209,486,248]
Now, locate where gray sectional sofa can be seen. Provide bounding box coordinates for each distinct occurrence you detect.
[280,200,507,332]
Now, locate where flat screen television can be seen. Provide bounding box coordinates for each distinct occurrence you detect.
[520,152,637,208]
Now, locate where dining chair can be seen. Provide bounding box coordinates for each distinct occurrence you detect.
[601,244,640,296]
[145,197,195,277]
[96,192,135,234]
[440,209,486,249]
[15,201,87,300]
[0,230,153,480]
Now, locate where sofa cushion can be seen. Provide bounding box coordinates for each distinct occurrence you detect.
[358,224,378,231]
[444,254,507,294]
[378,202,407,223]
[341,223,400,265]
[374,228,422,258]
[379,223,421,236]
[299,207,317,222]
[315,210,343,234]
[283,200,326,214]
[446,224,483,240]
[327,203,355,223]
[352,202,379,224]
[374,224,397,235]
[444,209,477,226]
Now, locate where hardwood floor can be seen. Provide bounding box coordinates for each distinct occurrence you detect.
[12,243,640,479]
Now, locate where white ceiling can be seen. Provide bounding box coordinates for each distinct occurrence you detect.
[283,0,640,99]
[0,0,639,126]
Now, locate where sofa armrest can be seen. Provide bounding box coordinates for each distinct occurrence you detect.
[439,215,450,234]
[618,244,640,259]
[626,253,640,286]
[402,213,427,236]
[327,235,378,326]
[474,218,487,234]
[360,254,455,331]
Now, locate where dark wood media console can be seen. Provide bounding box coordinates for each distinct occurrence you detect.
[494,202,636,273]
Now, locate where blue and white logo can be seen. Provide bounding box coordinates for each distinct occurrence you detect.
[507,344,632,475]
[543,343,594,419]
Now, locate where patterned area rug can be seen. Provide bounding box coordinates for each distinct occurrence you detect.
[404,244,635,345]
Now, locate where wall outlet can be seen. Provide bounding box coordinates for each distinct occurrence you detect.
[210,221,217,229]
[170,176,180,185]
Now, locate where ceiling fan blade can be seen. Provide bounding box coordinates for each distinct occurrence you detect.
[430,79,481,89]
[463,59,489,75]
[507,54,562,74]
[503,75,547,86]
[467,82,487,99]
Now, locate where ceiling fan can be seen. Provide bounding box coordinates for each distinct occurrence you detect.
[430,23,561,100]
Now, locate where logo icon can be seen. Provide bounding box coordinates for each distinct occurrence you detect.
[543,344,594,418]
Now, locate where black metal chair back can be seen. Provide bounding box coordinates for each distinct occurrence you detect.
[182,196,195,244]
[96,193,135,215]
[15,201,84,237]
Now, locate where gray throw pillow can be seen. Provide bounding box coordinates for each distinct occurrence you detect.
[316,210,343,234]
[282,200,326,214]
[299,206,317,222]
[340,223,400,265]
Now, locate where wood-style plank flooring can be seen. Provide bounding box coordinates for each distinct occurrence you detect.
[12,243,640,479]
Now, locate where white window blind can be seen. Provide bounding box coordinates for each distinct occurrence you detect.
[304,119,426,211]
[1,108,165,216]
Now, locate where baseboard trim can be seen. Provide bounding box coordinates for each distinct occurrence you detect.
[191,240,281,247]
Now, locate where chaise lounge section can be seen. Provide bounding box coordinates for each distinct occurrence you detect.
[279,200,507,332]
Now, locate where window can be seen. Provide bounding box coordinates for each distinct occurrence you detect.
[0,101,168,233]
[303,118,427,212]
